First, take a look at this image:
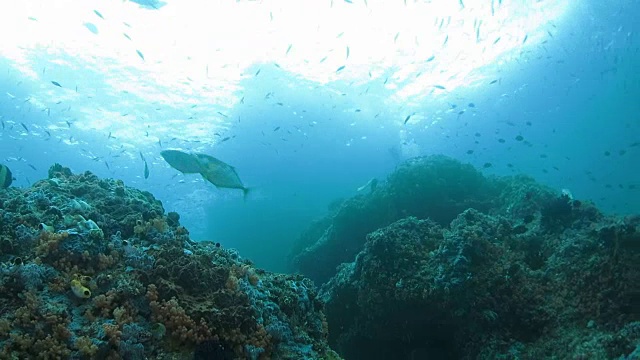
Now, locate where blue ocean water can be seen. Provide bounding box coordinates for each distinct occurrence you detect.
[0,0,638,273]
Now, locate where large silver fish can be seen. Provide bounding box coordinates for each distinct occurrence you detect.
[160,150,203,174]
[160,150,250,199]
[194,153,250,196]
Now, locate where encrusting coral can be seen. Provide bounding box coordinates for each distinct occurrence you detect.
[0,164,341,359]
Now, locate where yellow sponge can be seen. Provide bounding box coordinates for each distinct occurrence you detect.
[70,279,91,299]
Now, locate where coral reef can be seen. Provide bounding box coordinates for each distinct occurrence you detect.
[0,164,340,359]
[292,155,638,359]
[290,155,499,284]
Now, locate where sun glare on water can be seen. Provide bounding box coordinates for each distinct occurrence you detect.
[0,0,572,143]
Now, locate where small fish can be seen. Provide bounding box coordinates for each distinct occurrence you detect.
[28,164,37,171]
[51,81,62,87]
[522,34,528,44]
[123,33,131,40]
[217,111,228,118]
[105,161,110,170]
[136,50,145,61]
[493,37,501,45]
[394,32,400,43]
[426,55,435,62]
[255,69,261,76]
[84,22,99,34]
[221,137,231,142]
[489,79,498,84]
[20,123,29,133]
[0,164,13,188]
[356,178,378,193]
[515,135,524,141]
[433,85,446,90]
[144,160,149,179]
[404,115,411,124]
[139,151,146,162]
[286,44,293,55]
[443,35,449,46]
[346,46,350,59]
[483,162,492,168]
[336,65,346,73]
[66,121,72,128]
[28,17,37,21]
[468,103,475,108]
[273,126,281,132]
[93,10,104,19]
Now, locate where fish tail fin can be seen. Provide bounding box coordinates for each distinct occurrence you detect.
[242,187,251,201]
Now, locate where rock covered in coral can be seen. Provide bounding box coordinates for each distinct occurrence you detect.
[0,164,341,359]
[290,155,500,284]
[309,156,639,359]
[290,155,608,285]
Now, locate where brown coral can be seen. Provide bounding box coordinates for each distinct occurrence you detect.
[147,285,212,345]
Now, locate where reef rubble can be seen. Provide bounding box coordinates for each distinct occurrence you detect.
[0,164,340,360]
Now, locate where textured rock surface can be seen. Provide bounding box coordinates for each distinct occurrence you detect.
[293,156,639,359]
[0,164,341,360]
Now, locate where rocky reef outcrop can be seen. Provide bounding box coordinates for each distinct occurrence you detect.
[0,164,340,359]
[291,155,639,359]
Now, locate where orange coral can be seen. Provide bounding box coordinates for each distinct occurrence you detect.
[151,217,168,232]
[146,284,159,302]
[113,305,136,325]
[93,289,118,317]
[102,323,122,345]
[148,291,212,344]
[34,230,68,257]
[225,274,239,291]
[74,336,98,357]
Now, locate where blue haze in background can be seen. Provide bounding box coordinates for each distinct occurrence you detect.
[0,0,638,272]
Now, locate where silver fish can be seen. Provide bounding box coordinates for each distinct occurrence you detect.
[194,153,249,198]
[160,150,203,174]
[161,150,250,199]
